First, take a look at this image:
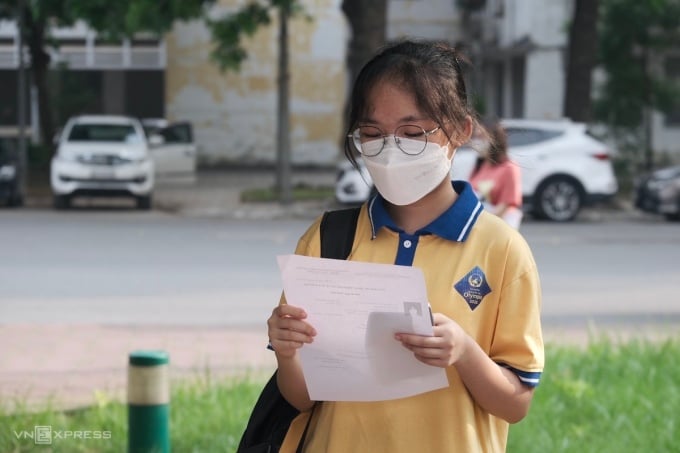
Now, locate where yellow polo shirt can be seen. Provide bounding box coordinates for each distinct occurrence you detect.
[286,181,544,453]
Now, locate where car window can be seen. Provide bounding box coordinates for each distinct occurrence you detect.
[159,123,193,144]
[67,124,143,143]
[505,127,563,146]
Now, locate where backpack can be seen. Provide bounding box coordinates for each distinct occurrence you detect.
[237,207,361,453]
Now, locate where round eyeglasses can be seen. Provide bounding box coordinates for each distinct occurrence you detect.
[348,125,441,157]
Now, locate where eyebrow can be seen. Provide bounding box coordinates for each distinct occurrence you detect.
[359,114,429,125]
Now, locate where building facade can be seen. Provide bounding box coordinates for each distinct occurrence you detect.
[1,0,678,164]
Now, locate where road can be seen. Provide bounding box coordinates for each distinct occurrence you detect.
[2,209,679,332]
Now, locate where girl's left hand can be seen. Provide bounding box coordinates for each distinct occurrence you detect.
[395,312,470,368]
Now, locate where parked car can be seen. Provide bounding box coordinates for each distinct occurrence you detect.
[0,137,23,207]
[50,115,154,209]
[635,164,680,221]
[335,118,619,222]
[142,118,198,184]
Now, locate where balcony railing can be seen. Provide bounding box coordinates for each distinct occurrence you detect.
[0,39,165,70]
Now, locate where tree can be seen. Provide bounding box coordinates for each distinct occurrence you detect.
[341,0,387,136]
[209,0,387,203]
[208,0,305,205]
[0,0,212,147]
[342,0,387,94]
[595,0,680,171]
[564,0,599,122]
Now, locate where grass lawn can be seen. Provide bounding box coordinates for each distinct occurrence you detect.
[1,339,678,452]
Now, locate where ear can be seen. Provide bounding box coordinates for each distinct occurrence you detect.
[460,116,473,143]
[447,116,474,159]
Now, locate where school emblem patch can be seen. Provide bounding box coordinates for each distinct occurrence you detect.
[454,266,492,311]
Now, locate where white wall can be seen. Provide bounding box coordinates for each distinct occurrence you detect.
[166,0,349,166]
[524,50,564,119]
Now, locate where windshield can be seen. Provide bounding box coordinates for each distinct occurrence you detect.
[67,124,142,143]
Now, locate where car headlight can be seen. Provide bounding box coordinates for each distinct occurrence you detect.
[0,164,17,180]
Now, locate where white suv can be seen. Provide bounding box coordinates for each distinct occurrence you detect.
[50,115,154,209]
[335,118,619,222]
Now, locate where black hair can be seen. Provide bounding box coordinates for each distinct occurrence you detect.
[485,120,509,164]
[344,39,477,167]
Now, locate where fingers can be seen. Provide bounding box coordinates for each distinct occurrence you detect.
[395,312,461,367]
[267,305,317,356]
[396,334,445,359]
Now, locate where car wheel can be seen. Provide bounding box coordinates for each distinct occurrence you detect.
[533,176,583,222]
[664,213,680,222]
[53,194,71,210]
[136,195,152,210]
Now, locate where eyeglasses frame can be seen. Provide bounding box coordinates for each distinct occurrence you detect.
[347,125,442,157]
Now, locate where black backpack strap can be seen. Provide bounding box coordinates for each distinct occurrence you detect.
[319,207,361,260]
[238,207,361,453]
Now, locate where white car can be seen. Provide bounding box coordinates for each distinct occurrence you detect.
[143,118,198,184]
[51,115,155,209]
[335,118,619,222]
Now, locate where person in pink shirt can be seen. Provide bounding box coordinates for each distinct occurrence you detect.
[468,122,523,229]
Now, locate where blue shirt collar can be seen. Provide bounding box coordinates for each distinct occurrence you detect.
[367,181,483,242]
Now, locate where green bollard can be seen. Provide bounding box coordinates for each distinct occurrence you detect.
[128,350,170,453]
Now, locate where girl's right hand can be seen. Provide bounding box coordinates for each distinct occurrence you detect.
[267,304,317,358]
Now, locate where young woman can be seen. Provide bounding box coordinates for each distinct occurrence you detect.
[267,39,544,452]
[469,121,524,229]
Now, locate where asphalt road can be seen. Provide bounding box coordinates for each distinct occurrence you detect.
[2,208,679,334]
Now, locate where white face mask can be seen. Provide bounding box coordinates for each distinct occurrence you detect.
[363,137,452,205]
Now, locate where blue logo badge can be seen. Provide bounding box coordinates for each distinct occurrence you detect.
[454,266,492,311]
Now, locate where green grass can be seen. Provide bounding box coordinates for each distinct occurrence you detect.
[1,340,678,453]
[240,185,334,203]
[508,339,679,452]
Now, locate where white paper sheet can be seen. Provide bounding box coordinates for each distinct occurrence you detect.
[277,254,449,402]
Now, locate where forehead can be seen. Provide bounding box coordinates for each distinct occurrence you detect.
[363,81,426,125]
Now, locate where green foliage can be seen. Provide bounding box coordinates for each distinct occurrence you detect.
[240,183,334,202]
[0,0,74,26]
[64,0,213,38]
[208,0,305,72]
[595,0,680,161]
[208,3,272,72]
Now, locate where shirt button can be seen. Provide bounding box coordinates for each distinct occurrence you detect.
[403,240,412,248]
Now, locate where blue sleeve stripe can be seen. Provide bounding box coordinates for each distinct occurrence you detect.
[500,363,542,387]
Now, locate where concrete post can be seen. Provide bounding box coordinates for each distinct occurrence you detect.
[128,350,170,453]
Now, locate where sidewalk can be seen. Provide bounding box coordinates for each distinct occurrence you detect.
[23,166,341,219]
[0,324,276,412]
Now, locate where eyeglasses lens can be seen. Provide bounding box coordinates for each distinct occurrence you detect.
[352,125,429,156]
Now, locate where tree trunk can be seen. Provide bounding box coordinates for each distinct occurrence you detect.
[341,0,387,137]
[564,0,599,122]
[276,5,292,205]
[23,8,53,147]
